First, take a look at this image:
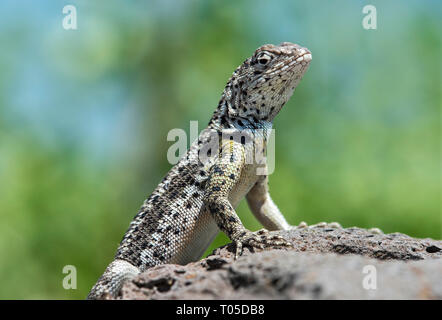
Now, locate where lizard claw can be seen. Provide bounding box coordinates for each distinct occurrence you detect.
[328,222,342,229]
[289,221,342,230]
[297,221,309,228]
[288,221,308,230]
[368,227,383,234]
[233,228,292,259]
[311,221,327,228]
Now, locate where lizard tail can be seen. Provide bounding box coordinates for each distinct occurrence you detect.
[87,259,140,300]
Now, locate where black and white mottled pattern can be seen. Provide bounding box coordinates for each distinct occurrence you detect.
[88,42,315,299]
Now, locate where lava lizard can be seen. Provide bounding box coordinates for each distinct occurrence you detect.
[88,42,333,299]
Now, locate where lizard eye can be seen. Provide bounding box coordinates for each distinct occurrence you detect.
[256,52,272,65]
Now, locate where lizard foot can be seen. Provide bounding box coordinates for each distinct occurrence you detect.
[368,227,383,234]
[309,221,342,229]
[290,221,342,230]
[233,229,292,259]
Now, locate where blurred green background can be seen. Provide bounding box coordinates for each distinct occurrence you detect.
[0,0,440,299]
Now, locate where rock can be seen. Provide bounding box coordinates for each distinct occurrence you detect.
[119,227,442,300]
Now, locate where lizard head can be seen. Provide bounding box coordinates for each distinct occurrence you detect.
[221,42,312,126]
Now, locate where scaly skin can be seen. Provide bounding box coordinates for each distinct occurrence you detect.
[88,42,319,299]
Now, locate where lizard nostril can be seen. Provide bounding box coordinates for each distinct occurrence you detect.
[303,53,312,62]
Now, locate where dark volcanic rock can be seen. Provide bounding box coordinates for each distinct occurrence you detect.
[119,227,442,300]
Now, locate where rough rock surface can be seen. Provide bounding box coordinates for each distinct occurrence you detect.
[119,227,442,299]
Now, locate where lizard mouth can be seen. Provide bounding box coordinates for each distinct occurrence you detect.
[288,49,312,66]
[298,52,312,62]
[263,49,312,77]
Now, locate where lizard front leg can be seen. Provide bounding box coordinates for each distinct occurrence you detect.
[203,139,292,259]
[246,175,291,231]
